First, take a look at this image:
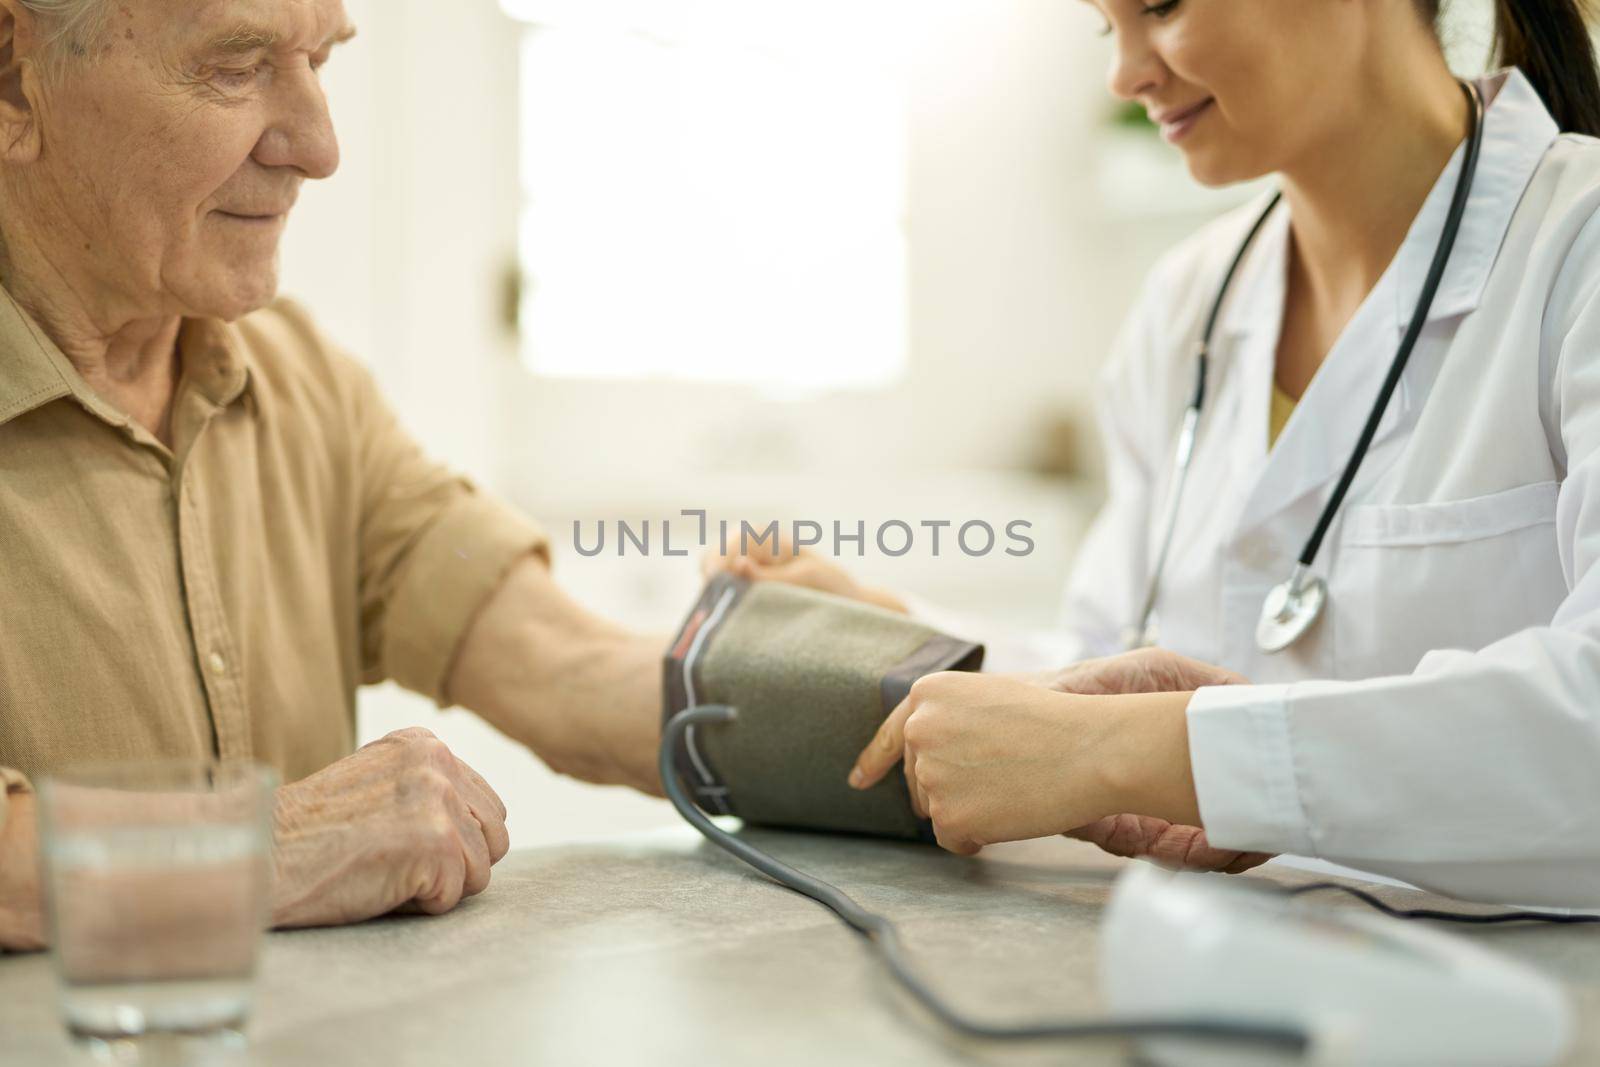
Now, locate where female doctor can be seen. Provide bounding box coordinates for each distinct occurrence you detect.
[710,0,1600,906]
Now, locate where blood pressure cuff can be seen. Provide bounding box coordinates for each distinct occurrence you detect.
[663,573,985,841]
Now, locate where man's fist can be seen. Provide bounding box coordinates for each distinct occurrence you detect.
[270,728,510,928]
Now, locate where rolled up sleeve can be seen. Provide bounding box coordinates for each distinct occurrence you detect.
[380,492,549,702]
[342,359,549,705]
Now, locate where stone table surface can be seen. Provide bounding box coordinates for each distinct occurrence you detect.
[2,827,1598,1066]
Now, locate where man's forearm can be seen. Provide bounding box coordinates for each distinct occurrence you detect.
[0,794,46,952]
[447,556,667,796]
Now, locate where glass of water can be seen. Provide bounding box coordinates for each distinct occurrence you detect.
[38,760,277,1059]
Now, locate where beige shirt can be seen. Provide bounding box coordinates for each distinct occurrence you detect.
[0,290,547,829]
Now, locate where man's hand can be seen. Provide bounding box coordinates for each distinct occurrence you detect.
[270,728,510,928]
[1047,649,1271,874]
[0,793,44,951]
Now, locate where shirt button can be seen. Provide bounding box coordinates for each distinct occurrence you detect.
[207,651,228,675]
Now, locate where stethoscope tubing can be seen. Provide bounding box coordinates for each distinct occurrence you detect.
[1133,198,1286,644]
[1295,80,1485,568]
[1131,79,1487,652]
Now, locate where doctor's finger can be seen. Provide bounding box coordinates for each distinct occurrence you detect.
[932,820,982,857]
[849,695,913,789]
[699,544,777,575]
[699,549,739,579]
[706,521,788,561]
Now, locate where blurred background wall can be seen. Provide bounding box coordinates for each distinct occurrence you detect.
[276,0,1498,847]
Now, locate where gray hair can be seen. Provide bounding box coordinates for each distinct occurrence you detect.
[19,0,112,72]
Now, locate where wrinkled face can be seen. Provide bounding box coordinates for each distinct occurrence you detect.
[1084,0,1370,186]
[26,0,352,322]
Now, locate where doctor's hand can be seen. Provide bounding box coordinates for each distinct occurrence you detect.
[847,648,1243,790]
[849,672,1202,856]
[1043,647,1248,696]
[700,527,908,615]
[1045,649,1271,874]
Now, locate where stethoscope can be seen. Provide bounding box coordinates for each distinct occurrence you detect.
[1126,79,1486,655]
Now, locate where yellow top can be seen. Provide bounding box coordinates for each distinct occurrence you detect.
[1269,380,1299,449]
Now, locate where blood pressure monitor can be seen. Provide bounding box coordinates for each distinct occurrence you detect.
[663,573,984,840]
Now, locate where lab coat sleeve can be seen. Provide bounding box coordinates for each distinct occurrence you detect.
[901,276,1168,675]
[1186,276,1600,908]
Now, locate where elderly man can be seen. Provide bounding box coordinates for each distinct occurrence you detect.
[0,0,666,950]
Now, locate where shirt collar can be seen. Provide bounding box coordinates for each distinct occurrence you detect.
[0,284,253,431]
[1392,66,1558,325]
[178,316,254,410]
[0,285,74,428]
[1216,66,1557,342]
[1221,67,1559,539]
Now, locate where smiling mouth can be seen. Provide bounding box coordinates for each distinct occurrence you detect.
[1153,98,1215,143]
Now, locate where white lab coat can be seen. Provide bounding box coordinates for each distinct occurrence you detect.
[946,68,1600,906]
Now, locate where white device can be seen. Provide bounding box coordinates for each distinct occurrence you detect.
[1099,863,1574,1066]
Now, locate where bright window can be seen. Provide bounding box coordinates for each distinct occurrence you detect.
[502,0,910,390]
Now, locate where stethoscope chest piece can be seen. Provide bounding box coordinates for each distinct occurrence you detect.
[1256,564,1328,653]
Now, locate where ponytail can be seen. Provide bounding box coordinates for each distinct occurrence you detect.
[1492,0,1600,135]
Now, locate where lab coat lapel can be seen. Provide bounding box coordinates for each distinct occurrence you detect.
[1233,254,1410,541]
[1230,68,1558,542]
[1395,69,1558,324]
